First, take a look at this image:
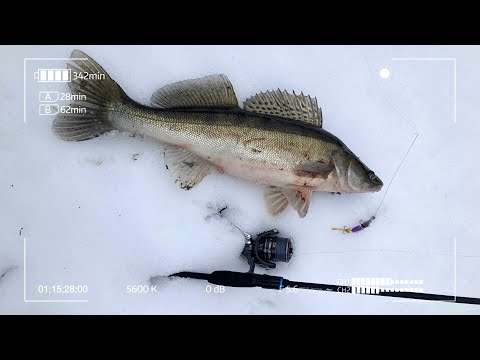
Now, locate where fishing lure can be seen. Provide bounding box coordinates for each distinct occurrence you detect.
[332,216,375,234]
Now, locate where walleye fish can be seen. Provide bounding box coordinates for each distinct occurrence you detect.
[53,50,383,218]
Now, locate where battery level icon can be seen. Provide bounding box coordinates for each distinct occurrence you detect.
[39,91,59,102]
[34,69,71,82]
[39,104,59,116]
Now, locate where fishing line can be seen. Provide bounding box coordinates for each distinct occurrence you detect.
[365,55,419,218]
[332,57,420,234]
[294,249,480,259]
[373,131,418,216]
[287,248,480,271]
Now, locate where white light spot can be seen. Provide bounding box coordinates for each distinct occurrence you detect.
[379,68,390,79]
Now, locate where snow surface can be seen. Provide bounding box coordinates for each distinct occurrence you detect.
[1,45,479,314]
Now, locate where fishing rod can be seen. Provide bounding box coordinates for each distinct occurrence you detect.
[168,228,480,306]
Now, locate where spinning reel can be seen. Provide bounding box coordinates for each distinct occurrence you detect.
[240,229,293,272]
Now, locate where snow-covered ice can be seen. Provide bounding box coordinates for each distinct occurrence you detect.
[0,45,479,314]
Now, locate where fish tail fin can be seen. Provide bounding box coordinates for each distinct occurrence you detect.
[52,49,127,141]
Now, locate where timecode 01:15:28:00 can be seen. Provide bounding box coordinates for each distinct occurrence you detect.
[37,285,88,294]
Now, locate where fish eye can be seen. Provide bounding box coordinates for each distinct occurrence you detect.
[368,171,376,180]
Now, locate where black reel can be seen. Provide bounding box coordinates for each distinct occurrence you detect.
[241,229,293,272]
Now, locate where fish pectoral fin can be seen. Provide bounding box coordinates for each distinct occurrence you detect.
[294,162,334,179]
[282,187,313,218]
[264,186,289,216]
[151,74,239,109]
[164,145,213,190]
[243,90,322,127]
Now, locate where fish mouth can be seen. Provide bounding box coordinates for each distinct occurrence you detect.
[371,184,383,192]
[367,171,383,191]
[369,178,383,192]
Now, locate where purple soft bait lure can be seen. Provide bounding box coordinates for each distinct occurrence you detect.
[351,216,375,232]
[332,216,376,234]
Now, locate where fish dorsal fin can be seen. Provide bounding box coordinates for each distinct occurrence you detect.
[243,90,322,127]
[164,145,213,190]
[151,74,239,109]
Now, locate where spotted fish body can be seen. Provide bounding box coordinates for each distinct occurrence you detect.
[53,50,383,218]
